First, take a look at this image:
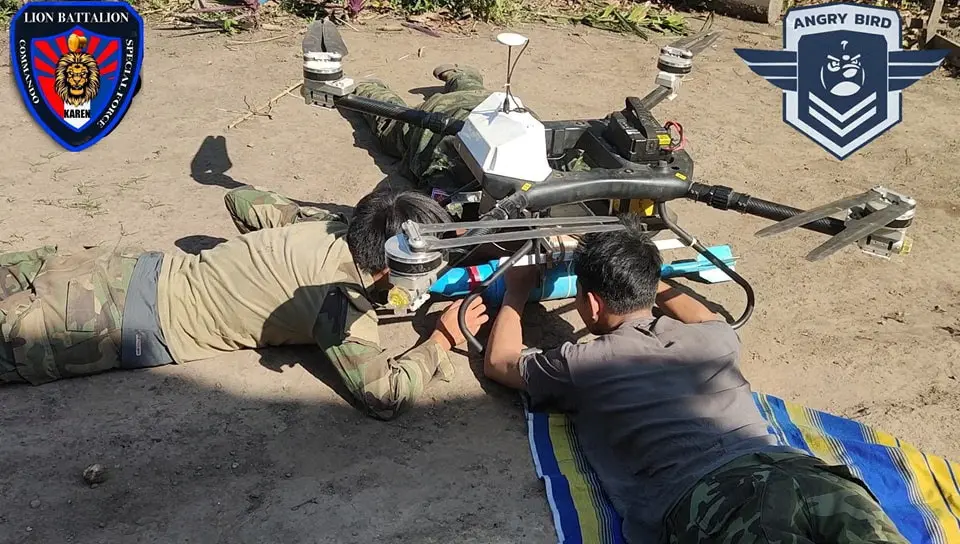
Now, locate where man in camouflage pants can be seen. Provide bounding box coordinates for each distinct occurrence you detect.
[0,185,488,421]
[353,64,493,194]
[482,214,908,544]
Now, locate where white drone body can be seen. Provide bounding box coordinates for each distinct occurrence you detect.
[456,92,552,183]
[454,32,552,184]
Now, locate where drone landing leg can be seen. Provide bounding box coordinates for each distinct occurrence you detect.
[656,202,756,329]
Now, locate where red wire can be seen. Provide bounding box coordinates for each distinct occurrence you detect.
[664,121,686,151]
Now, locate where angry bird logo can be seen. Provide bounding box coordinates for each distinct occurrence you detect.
[821,40,864,97]
[733,3,948,160]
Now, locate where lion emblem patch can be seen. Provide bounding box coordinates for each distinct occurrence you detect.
[9,2,144,152]
[54,32,102,126]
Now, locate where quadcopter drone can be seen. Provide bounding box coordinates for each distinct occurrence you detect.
[299,19,916,351]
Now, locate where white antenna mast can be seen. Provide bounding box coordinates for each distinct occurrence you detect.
[496,32,529,113]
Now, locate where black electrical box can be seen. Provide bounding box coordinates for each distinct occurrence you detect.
[602,97,671,163]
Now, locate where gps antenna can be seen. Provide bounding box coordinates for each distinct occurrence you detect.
[496,32,529,113]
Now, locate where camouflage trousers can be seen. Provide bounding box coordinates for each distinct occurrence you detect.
[0,244,141,385]
[353,66,491,192]
[222,184,347,233]
[663,451,909,544]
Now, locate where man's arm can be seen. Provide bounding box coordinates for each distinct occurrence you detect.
[324,332,454,421]
[483,287,527,390]
[318,289,486,421]
[655,280,724,324]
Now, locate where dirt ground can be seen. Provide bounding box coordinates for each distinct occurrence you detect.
[1,12,959,544]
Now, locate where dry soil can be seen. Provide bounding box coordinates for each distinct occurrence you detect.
[1,14,959,544]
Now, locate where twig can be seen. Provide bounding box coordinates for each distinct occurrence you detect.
[402,21,441,37]
[227,81,303,129]
[533,11,578,20]
[188,5,245,12]
[573,32,594,48]
[343,20,360,32]
[291,497,319,511]
[228,31,298,45]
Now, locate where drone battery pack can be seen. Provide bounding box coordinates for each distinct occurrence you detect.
[603,98,672,163]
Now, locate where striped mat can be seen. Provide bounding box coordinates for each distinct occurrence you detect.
[525,392,960,544]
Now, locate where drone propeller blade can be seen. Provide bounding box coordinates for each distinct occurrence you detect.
[805,201,912,261]
[302,18,349,57]
[668,29,724,56]
[755,190,877,238]
[322,18,349,57]
[302,20,324,54]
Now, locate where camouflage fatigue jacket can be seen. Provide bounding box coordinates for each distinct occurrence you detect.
[158,186,452,420]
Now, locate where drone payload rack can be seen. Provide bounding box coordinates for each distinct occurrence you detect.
[298,19,918,349]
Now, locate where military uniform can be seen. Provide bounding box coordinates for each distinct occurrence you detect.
[353,65,491,193]
[665,451,908,544]
[0,186,453,421]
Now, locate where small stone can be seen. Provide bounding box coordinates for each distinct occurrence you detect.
[82,464,107,485]
[231,462,239,469]
[26,526,33,532]
[99,522,106,528]
[91,483,99,489]
[284,472,292,478]
[29,499,41,509]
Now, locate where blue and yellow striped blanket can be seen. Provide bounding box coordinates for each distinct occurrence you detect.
[525,392,960,544]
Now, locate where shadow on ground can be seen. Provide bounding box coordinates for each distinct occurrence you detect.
[174,234,228,254]
[338,111,415,193]
[188,135,362,216]
[408,85,445,101]
[0,357,553,544]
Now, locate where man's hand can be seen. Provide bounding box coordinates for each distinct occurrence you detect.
[505,265,540,298]
[431,297,489,351]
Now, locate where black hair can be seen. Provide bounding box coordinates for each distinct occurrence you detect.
[573,213,662,314]
[347,189,452,274]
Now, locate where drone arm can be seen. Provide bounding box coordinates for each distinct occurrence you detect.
[334,94,464,136]
[638,85,674,111]
[688,183,846,236]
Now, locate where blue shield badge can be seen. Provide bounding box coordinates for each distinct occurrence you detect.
[9,1,144,152]
[734,3,947,160]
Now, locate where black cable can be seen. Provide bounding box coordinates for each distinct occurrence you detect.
[459,239,535,352]
[656,202,755,329]
[502,41,529,113]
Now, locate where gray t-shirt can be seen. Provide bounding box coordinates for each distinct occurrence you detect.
[520,315,785,544]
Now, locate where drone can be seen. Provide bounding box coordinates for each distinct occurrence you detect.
[299,19,916,351]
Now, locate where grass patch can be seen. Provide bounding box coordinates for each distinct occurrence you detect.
[528,1,687,37]
[1,0,689,37]
[0,0,20,26]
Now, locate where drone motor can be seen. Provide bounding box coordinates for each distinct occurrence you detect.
[383,232,447,314]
